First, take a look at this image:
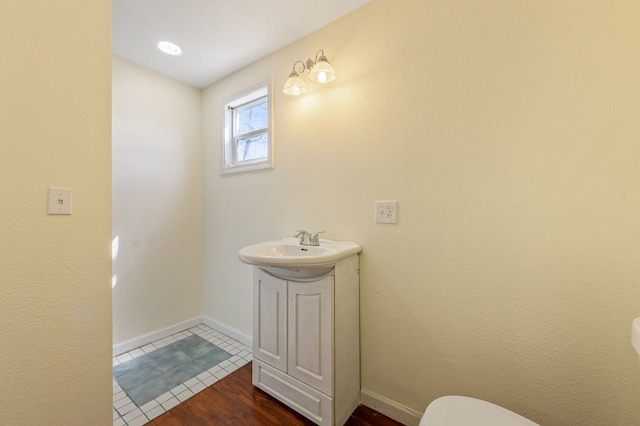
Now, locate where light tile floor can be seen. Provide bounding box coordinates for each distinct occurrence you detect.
[113,324,252,426]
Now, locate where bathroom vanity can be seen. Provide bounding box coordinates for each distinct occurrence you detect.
[240,238,361,426]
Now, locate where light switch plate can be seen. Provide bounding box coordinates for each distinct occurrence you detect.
[48,187,72,215]
[375,201,398,224]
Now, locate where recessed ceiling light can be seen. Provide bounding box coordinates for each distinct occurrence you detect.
[157,41,182,56]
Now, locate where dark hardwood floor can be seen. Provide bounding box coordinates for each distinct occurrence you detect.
[149,362,403,426]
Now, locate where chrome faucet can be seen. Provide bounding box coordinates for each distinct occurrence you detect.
[294,230,324,246]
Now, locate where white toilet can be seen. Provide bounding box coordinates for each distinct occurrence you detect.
[419,395,539,426]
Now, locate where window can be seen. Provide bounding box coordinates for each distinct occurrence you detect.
[222,82,273,173]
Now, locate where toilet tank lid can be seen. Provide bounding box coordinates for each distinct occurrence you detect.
[421,396,539,426]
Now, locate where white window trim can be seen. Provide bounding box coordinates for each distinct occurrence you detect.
[221,80,274,174]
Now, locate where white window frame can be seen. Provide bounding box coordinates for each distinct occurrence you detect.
[222,81,273,174]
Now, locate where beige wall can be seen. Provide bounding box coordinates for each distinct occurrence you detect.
[0,1,112,424]
[203,0,640,424]
[112,58,203,347]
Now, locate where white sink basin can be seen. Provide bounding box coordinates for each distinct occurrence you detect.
[238,237,361,279]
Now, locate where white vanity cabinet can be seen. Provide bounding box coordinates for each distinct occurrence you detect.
[252,255,360,426]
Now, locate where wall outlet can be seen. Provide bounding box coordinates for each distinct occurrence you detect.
[375,201,398,224]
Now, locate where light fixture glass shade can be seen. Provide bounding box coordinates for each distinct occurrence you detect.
[282,75,308,96]
[309,59,336,84]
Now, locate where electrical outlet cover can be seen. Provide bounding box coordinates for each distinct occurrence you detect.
[375,201,398,224]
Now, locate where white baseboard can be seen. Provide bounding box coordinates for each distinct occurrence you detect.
[360,388,423,426]
[202,315,252,347]
[112,316,203,356]
[112,316,253,356]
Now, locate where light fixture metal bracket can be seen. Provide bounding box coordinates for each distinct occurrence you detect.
[282,49,336,96]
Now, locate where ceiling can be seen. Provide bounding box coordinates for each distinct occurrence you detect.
[112,0,373,89]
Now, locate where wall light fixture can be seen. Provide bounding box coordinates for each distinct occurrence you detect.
[282,49,336,96]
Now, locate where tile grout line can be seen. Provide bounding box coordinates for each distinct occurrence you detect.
[113,323,252,426]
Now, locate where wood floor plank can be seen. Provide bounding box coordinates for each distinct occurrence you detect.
[149,362,403,425]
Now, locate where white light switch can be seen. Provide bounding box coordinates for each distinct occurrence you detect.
[48,187,72,215]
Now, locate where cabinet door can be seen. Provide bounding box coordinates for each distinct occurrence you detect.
[288,276,334,395]
[254,270,287,372]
